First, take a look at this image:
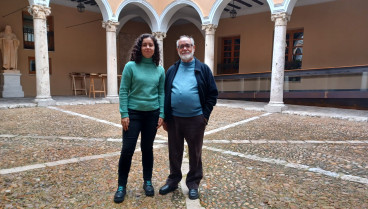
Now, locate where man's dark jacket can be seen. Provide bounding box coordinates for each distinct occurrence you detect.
[164,57,218,122]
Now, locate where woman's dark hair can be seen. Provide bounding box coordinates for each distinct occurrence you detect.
[130,33,160,66]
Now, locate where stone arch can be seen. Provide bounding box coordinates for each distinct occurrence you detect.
[284,0,298,14]
[94,0,115,22]
[115,0,159,32]
[266,0,298,14]
[207,0,232,26]
[159,0,205,33]
[44,0,113,22]
[208,0,296,25]
[116,13,152,34]
[167,16,205,37]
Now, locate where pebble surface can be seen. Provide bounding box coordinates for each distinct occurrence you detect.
[1,102,367,208]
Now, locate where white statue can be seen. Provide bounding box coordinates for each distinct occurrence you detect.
[0,25,20,70]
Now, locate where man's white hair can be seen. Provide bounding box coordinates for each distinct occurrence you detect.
[176,35,195,48]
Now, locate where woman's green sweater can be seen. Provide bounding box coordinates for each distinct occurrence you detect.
[119,57,165,118]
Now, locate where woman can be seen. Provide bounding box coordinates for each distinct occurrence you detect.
[114,34,165,203]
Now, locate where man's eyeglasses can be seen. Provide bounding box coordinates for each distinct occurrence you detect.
[178,44,193,49]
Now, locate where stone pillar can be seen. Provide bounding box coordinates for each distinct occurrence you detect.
[152,32,166,67]
[264,13,290,113]
[202,24,217,73]
[102,20,119,103]
[28,5,55,106]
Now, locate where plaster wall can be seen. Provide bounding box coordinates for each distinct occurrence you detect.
[290,0,368,69]
[164,23,205,70]
[0,0,106,96]
[50,4,106,96]
[2,0,366,97]
[191,0,216,18]
[146,0,173,16]
[108,0,121,16]
[287,75,363,91]
[217,74,364,92]
[118,21,205,73]
[273,0,284,5]
[215,12,274,74]
[1,0,32,95]
[117,20,151,73]
[215,0,368,75]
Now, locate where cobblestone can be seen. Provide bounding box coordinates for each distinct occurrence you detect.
[0,99,367,208]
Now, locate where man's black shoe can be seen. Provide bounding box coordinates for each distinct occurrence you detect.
[143,181,154,196]
[159,184,178,195]
[188,189,199,200]
[114,186,126,203]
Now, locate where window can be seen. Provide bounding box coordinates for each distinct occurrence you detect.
[285,29,303,70]
[28,56,52,74]
[218,36,240,74]
[22,11,54,51]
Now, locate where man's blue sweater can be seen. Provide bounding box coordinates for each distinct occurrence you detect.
[164,57,218,121]
[171,59,203,117]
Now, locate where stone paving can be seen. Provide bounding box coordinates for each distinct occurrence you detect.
[0,98,367,208]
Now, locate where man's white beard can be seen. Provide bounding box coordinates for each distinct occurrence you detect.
[179,51,194,62]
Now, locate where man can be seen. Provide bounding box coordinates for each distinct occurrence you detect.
[159,35,218,200]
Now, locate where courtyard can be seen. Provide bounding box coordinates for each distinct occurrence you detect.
[0,99,367,208]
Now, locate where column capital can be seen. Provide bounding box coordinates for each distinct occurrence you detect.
[102,20,119,32]
[28,5,51,19]
[152,32,166,41]
[202,24,217,35]
[271,13,291,26]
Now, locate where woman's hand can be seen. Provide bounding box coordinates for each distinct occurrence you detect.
[157,117,164,129]
[121,117,129,131]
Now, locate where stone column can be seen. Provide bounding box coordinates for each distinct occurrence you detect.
[102,20,119,103]
[28,5,55,106]
[202,24,217,73]
[264,13,290,113]
[152,32,166,67]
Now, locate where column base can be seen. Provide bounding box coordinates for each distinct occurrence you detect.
[264,102,287,113]
[105,95,119,104]
[34,97,56,107]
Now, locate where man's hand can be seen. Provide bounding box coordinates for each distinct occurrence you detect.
[121,117,129,131]
[162,122,167,132]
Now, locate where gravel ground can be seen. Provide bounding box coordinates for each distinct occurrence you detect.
[0,137,120,169]
[201,149,368,209]
[1,103,367,208]
[0,107,121,138]
[205,113,368,141]
[1,143,185,209]
[58,105,262,138]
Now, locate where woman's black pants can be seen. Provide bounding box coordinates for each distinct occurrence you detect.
[118,109,159,187]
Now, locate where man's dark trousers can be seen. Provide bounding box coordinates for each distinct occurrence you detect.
[166,114,206,189]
